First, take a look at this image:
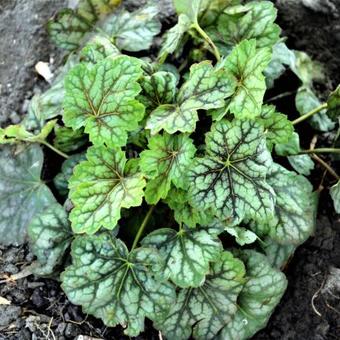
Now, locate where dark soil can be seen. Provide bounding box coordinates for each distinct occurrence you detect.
[0,0,340,339]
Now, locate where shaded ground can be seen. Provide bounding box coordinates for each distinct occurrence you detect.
[0,0,340,339]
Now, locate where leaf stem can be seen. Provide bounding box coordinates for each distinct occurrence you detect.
[292,103,328,125]
[310,154,339,180]
[299,148,340,155]
[193,22,221,62]
[40,140,69,159]
[131,205,155,250]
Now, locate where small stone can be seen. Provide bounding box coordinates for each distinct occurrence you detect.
[64,323,79,337]
[0,305,21,327]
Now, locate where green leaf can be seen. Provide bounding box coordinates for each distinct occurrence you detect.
[158,14,191,60]
[287,154,315,176]
[259,105,294,149]
[80,35,120,64]
[189,119,275,225]
[225,226,257,246]
[63,55,144,147]
[69,146,146,234]
[0,145,56,245]
[62,232,175,336]
[173,0,209,23]
[275,131,300,156]
[212,1,280,52]
[263,237,296,269]
[28,203,73,276]
[0,120,57,144]
[54,153,87,197]
[140,133,196,204]
[296,87,334,132]
[140,71,178,109]
[155,251,245,340]
[265,42,296,88]
[165,188,214,228]
[330,180,340,214]
[260,163,317,245]
[327,85,340,121]
[218,250,287,340]
[146,61,236,134]
[101,4,161,52]
[47,0,121,50]
[53,125,87,153]
[142,224,223,288]
[220,39,272,119]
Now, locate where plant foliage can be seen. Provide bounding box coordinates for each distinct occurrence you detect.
[0,0,339,339]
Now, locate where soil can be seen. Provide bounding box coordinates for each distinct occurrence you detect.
[0,0,340,339]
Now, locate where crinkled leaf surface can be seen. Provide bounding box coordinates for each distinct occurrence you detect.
[155,251,245,340]
[259,105,293,149]
[189,119,275,225]
[0,145,56,245]
[218,250,287,340]
[222,39,272,119]
[330,180,340,214]
[287,154,314,176]
[140,71,178,109]
[28,203,73,276]
[263,237,296,269]
[327,85,340,121]
[69,146,146,233]
[259,163,316,245]
[146,61,236,134]
[142,224,223,288]
[54,153,86,197]
[101,4,161,52]
[159,14,191,60]
[140,133,196,204]
[165,188,214,228]
[212,1,280,52]
[53,125,87,154]
[225,226,257,246]
[48,0,121,50]
[296,87,334,132]
[63,55,144,147]
[62,232,175,336]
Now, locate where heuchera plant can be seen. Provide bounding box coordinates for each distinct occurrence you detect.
[0,0,339,338]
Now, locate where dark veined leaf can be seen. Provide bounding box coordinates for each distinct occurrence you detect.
[155,251,245,340]
[141,224,223,288]
[54,153,86,197]
[264,41,296,88]
[189,119,275,225]
[0,145,56,245]
[47,0,121,50]
[80,35,120,64]
[296,87,334,132]
[63,55,144,147]
[101,3,161,52]
[140,71,178,109]
[28,203,73,276]
[165,188,214,228]
[62,232,175,336]
[218,250,287,340]
[275,132,315,175]
[263,237,296,269]
[211,1,280,53]
[254,163,317,245]
[140,133,196,204]
[225,226,257,246]
[214,39,272,120]
[53,125,87,153]
[146,61,236,134]
[69,146,146,234]
[259,105,293,149]
[330,180,340,214]
[327,85,340,121]
[0,120,56,144]
[158,14,191,61]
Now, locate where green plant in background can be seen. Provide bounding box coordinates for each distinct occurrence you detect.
[0,0,339,338]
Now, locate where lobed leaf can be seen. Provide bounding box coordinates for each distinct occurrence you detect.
[53,125,87,153]
[189,119,275,225]
[62,232,175,336]
[63,55,144,147]
[69,146,146,233]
